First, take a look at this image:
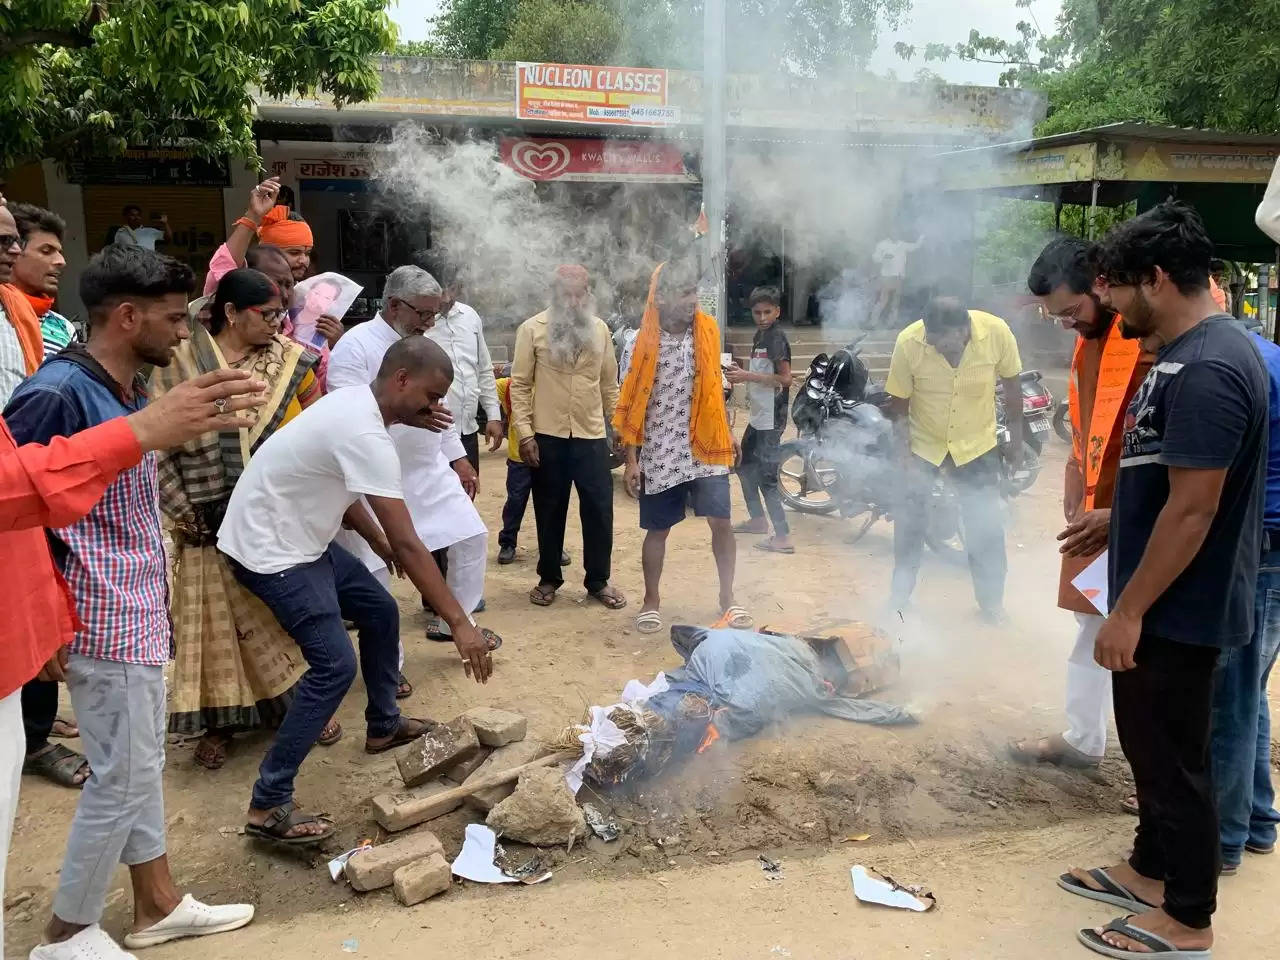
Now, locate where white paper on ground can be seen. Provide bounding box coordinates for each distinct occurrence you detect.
[564,704,629,795]
[621,672,669,705]
[850,865,935,911]
[1070,551,1109,615]
[328,844,372,882]
[451,824,518,884]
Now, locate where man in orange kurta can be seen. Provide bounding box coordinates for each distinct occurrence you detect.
[1009,237,1152,768]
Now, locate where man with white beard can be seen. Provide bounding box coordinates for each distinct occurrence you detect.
[511,264,625,609]
[328,266,497,696]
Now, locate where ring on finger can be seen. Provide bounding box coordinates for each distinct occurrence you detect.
[214,397,228,414]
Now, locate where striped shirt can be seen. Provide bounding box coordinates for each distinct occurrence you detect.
[40,309,76,358]
[0,303,25,407]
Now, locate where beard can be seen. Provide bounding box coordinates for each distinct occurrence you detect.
[1079,298,1116,340]
[547,302,594,365]
[1118,290,1154,339]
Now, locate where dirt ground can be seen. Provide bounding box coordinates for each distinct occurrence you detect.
[7,430,1280,958]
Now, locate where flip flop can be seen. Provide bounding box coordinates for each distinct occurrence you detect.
[365,717,435,755]
[732,521,770,535]
[1057,868,1158,911]
[636,610,663,634]
[530,584,557,606]
[1122,794,1140,816]
[715,605,754,629]
[396,673,413,699]
[317,719,343,747]
[50,717,79,739]
[1077,916,1211,958]
[589,587,628,610]
[754,540,796,555]
[244,801,334,847]
[1007,734,1101,769]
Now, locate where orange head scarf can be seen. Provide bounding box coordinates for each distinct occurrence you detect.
[613,262,734,466]
[257,206,313,248]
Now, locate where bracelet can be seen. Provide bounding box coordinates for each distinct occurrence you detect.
[234,216,259,231]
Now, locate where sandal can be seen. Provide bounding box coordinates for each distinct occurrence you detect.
[50,717,79,739]
[23,743,90,788]
[1008,733,1101,770]
[588,586,628,610]
[193,732,232,770]
[1057,868,1158,911]
[317,719,343,747]
[715,605,754,630]
[754,539,795,555]
[529,583,557,606]
[244,801,334,847]
[636,610,663,635]
[396,673,413,700]
[365,717,435,755]
[1077,916,1211,958]
[1121,794,1140,816]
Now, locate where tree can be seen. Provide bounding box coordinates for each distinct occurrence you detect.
[1,1,397,170]
[492,0,621,65]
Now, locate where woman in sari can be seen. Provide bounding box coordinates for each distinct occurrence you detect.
[153,268,340,769]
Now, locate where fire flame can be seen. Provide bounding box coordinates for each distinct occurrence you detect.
[696,722,721,754]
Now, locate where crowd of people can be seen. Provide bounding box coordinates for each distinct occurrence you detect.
[1,164,1280,960]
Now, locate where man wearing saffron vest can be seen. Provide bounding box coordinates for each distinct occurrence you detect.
[1009,236,1150,769]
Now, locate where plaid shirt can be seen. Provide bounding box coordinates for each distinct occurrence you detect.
[3,347,172,665]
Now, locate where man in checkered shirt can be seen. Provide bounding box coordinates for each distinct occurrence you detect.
[6,245,253,958]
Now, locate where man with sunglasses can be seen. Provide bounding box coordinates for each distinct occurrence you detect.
[1009,237,1151,772]
[0,201,39,408]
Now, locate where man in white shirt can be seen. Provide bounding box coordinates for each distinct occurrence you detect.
[218,335,493,845]
[329,266,490,648]
[425,271,503,472]
[870,233,923,329]
[112,205,172,251]
[0,202,27,406]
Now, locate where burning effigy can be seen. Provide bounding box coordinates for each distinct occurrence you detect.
[556,623,914,795]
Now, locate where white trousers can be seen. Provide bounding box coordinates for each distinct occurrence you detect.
[1062,612,1110,758]
[391,532,489,669]
[1,688,25,959]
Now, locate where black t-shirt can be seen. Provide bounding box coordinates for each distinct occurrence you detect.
[749,324,792,431]
[1109,316,1269,648]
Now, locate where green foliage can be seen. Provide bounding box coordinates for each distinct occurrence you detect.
[972,197,1135,289]
[0,1,397,169]
[426,0,910,74]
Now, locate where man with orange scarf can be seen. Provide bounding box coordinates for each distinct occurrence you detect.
[615,258,751,635]
[0,200,41,407]
[1008,236,1150,770]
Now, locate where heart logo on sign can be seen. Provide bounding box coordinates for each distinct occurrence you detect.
[510,140,572,181]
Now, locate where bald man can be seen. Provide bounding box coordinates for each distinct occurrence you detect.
[218,336,494,845]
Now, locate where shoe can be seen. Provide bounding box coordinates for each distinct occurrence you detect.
[121,895,255,948]
[560,551,571,566]
[978,607,1010,626]
[30,924,138,958]
[497,545,516,564]
[1246,841,1275,855]
[473,598,486,613]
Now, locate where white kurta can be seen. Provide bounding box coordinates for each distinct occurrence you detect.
[327,314,486,570]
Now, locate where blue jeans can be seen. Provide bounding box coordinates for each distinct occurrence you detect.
[1210,548,1280,866]
[227,543,401,811]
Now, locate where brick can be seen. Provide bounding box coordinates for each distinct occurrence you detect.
[462,739,551,812]
[396,717,480,788]
[371,778,464,833]
[440,746,492,786]
[345,831,444,892]
[393,853,451,906]
[463,707,528,747]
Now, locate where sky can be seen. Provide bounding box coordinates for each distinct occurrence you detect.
[387,0,1065,87]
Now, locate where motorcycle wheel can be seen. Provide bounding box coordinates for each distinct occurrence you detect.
[1053,401,1072,444]
[777,440,841,515]
[1004,434,1043,496]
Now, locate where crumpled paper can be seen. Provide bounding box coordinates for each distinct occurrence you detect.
[565,704,628,795]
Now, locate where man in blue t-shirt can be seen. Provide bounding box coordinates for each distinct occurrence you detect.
[1057,203,1268,959]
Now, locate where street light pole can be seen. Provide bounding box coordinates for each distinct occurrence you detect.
[703,0,727,336]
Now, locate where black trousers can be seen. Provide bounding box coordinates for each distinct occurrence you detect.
[460,431,480,473]
[738,426,789,535]
[500,459,535,549]
[1114,635,1221,929]
[531,435,612,592]
[22,677,59,754]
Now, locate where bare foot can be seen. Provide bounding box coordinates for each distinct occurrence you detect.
[1093,907,1212,954]
[1069,862,1164,907]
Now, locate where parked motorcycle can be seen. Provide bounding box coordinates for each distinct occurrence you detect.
[1053,398,1073,443]
[777,338,1050,549]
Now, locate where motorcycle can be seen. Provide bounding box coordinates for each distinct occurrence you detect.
[777,338,1049,549]
[1053,398,1073,443]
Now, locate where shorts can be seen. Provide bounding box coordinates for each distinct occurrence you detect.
[639,474,731,531]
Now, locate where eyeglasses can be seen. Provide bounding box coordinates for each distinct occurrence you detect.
[246,306,285,323]
[0,234,21,251]
[1046,301,1084,324]
[392,298,436,323]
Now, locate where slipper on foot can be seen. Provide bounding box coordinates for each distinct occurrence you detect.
[753,540,795,554]
[29,923,138,959]
[636,610,663,634]
[122,895,254,949]
[1077,917,1210,959]
[1057,868,1158,911]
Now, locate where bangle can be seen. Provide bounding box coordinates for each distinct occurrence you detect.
[235,216,259,231]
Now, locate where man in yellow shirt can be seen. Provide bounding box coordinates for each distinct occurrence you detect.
[495,368,570,568]
[884,297,1024,622]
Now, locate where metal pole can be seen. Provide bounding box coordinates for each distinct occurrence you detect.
[1086,180,1100,240]
[703,0,727,336]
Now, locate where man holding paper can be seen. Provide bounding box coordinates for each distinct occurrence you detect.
[1008,237,1150,770]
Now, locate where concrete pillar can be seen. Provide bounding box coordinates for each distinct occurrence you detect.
[43,160,89,322]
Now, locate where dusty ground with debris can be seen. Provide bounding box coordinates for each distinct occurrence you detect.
[7,434,1279,957]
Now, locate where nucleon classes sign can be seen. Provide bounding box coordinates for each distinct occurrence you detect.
[499,138,695,183]
[516,62,680,127]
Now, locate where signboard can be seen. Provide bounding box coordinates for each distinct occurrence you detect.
[68,149,230,187]
[1121,142,1279,184]
[943,142,1097,191]
[271,158,376,181]
[516,62,678,127]
[499,137,693,183]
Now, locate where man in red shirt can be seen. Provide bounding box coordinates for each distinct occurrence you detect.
[0,367,266,959]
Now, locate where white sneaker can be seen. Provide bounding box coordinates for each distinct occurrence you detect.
[121,895,254,949]
[29,924,137,959]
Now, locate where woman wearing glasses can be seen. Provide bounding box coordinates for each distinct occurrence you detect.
[150,268,339,771]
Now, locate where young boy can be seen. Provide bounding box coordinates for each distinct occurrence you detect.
[728,286,794,553]
[495,363,568,567]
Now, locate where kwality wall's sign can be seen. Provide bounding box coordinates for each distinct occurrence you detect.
[500,137,695,183]
[516,62,679,126]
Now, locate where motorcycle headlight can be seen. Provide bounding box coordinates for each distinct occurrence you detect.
[806,384,825,401]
